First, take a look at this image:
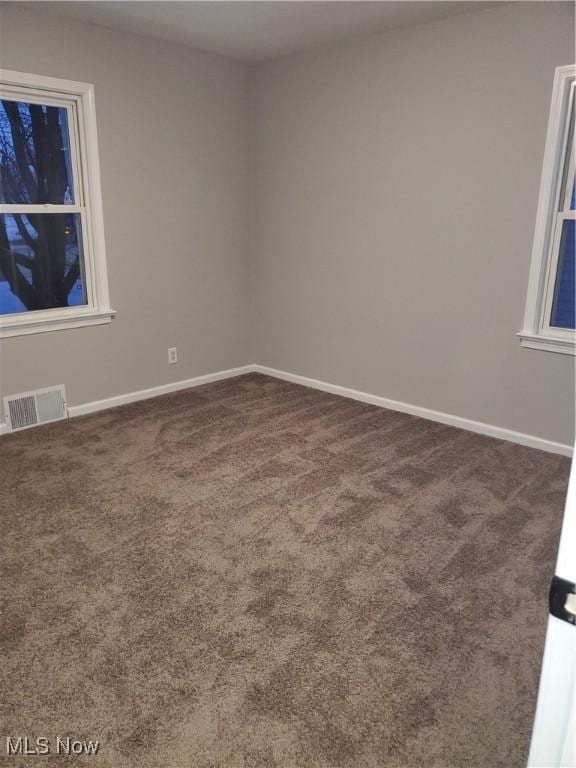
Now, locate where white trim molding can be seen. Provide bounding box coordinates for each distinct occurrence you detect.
[519,64,576,355]
[0,308,115,338]
[0,365,254,434]
[69,365,254,418]
[517,331,575,356]
[254,365,574,457]
[1,363,572,457]
[0,70,114,338]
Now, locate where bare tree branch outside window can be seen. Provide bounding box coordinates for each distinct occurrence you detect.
[0,100,86,314]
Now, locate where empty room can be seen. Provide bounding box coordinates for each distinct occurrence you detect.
[0,1,575,766]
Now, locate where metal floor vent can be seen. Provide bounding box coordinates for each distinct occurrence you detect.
[3,385,68,432]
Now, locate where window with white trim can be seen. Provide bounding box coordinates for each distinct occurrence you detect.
[0,70,113,338]
[519,65,575,355]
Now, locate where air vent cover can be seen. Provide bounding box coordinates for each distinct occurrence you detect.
[3,385,68,432]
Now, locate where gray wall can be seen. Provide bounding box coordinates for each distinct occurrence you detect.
[253,2,575,446]
[1,3,574,447]
[0,5,252,406]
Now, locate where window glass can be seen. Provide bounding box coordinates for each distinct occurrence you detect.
[0,213,86,314]
[550,219,575,330]
[0,99,75,205]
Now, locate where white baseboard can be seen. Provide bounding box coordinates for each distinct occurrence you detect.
[254,365,573,458]
[0,365,255,434]
[70,365,256,418]
[2,362,572,457]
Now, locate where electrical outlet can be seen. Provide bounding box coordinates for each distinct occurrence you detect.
[168,347,178,365]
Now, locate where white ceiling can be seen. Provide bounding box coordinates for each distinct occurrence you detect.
[26,1,504,61]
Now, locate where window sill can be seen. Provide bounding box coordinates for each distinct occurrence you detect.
[517,331,575,356]
[0,308,115,338]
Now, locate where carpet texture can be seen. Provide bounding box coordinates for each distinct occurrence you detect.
[0,373,570,768]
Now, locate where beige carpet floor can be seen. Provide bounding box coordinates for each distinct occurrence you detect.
[0,373,570,768]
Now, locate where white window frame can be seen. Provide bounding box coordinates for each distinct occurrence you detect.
[0,70,114,338]
[519,64,576,355]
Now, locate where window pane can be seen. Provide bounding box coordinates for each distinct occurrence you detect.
[0,100,74,204]
[0,213,86,314]
[550,219,575,330]
[571,178,576,210]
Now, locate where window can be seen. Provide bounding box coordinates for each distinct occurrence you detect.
[0,71,113,337]
[519,65,575,354]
